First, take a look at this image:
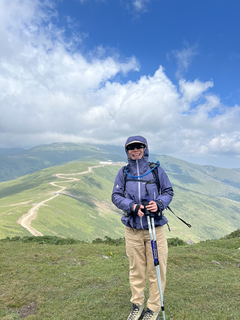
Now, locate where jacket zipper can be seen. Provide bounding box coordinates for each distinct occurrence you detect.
[136,160,144,229]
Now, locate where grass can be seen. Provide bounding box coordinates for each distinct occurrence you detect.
[0,232,239,320]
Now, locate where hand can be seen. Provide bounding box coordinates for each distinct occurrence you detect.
[145,201,158,212]
[133,204,145,217]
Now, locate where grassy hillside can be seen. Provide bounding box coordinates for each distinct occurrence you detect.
[27,163,240,242]
[0,231,239,319]
[154,155,240,202]
[0,158,240,242]
[0,161,124,240]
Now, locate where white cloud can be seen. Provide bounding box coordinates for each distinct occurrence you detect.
[172,41,199,79]
[120,0,151,13]
[0,0,240,166]
[132,0,151,12]
[179,79,213,104]
[209,132,240,155]
[77,0,151,13]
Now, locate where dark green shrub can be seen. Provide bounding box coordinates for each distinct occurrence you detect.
[221,228,240,239]
[167,237,185,247]
[0,235,86,245]
[92,236,125,246]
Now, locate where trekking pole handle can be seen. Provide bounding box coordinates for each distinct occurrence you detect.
[142,198,155,217]
[142,198,150,216]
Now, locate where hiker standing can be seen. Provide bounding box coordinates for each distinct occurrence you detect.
[112,135,173,320]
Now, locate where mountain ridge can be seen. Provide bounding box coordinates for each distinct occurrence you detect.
[1,142,240,183]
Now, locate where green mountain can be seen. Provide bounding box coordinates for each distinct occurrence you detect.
[0,142,126,182]
[154,155,240,201]
[0,149,240,242]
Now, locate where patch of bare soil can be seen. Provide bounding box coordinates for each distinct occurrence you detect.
[18,302,37,318]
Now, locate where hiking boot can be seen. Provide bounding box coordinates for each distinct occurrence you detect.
[127,303,144,320]
[142,308,159,320]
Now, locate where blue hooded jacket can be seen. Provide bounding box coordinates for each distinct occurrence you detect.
[112,135,174,229]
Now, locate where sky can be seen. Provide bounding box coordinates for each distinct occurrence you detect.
[0,0,240,168]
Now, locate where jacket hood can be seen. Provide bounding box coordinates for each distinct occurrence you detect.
[125,135,149,159]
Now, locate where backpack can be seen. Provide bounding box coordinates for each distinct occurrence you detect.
[123,161,191,229]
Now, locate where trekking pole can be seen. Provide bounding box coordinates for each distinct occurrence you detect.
[142,199,166,320]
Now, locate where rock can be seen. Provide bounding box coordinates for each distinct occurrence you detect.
[186,239,195,245]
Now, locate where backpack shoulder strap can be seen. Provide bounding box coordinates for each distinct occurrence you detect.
[148,161,160,192]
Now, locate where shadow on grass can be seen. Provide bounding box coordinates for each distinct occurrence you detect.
[0,173,53,199]
[61,190,96,209]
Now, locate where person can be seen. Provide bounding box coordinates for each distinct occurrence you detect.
[112,135,174,320]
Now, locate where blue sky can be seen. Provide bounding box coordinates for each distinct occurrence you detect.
[55,0,240,105]
[0,0,240,168]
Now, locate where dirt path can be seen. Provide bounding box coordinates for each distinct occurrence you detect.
[17,165,104,236]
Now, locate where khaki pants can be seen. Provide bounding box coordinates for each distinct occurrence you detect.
[125,226,168,313]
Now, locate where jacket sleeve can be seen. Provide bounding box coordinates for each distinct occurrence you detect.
[155,166,174,210]
[111,167,135,214]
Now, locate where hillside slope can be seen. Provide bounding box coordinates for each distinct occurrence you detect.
[0,158,240,242]
[155,155,240,202]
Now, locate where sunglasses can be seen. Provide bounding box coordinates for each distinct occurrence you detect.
[126,143,145,151]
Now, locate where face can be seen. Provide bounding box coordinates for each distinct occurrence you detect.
[128,146,145,160]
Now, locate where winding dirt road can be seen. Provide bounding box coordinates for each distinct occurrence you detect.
[17,165,104,236]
